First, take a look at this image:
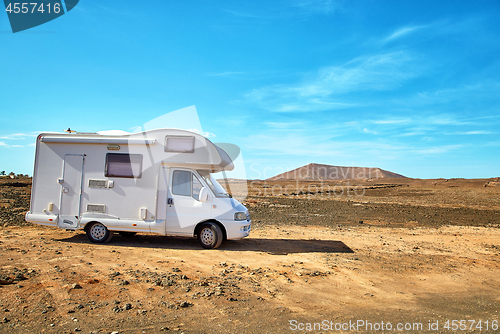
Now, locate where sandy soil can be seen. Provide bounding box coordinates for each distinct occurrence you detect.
[0,178,499,333]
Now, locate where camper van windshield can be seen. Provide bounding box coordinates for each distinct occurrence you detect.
[197,171,230,198]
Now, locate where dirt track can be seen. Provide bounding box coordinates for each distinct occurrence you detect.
[0,178,499,333]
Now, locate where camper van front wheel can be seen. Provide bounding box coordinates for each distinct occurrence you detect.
[197,222,223,249]
[86,222,113,244]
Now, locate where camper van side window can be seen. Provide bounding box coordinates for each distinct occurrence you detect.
[165,136,195,153]
[105,153,143,178]
[192,174,202,200]
[172,171,191,196]
[172,171,204,199]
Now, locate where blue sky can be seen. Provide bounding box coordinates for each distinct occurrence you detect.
[1,0,499,179]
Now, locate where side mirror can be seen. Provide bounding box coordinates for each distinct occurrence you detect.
[198,187,209,202]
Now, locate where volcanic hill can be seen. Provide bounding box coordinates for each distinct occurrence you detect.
[267,163,407,181]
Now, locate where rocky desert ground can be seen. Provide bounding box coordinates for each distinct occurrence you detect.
[0,177,499,333]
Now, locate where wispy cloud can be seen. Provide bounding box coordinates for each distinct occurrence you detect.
[396,132,425,137]
[272,101,358,112]
[262,113,497,140]
[392,125,436,137]
[372,118,411,125]
[363,128,378,135]
[413,83,492,105]
[413,145,463,155]
[0,141,25,148]
[0,133,37,140]
[367,114,497,137]
[426,116,473,126]
[188,129,216,138]
[382,18,487,46]
[241,129,462,162]
[244,52,418,112]
[450,130,493,135]
[467,115,500,121]
[384,25,427,42]
[0,132,37,148]
[243,133,352,157]
[263,122,305,130]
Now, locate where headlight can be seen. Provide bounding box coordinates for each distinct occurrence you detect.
[234,212,247,221]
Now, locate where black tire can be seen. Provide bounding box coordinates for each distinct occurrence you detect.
[197,222,223,249]
[119,232,137,238]
[86,222,113,244]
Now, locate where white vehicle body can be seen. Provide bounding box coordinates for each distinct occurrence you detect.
[25,129,251,248]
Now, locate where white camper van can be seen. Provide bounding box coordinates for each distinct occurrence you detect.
[25,129,251,249]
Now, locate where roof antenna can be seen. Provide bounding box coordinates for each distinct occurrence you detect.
[64,128,76,133]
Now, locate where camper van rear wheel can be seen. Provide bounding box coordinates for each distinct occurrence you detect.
[86,222,113,244]
[197,222,223,249]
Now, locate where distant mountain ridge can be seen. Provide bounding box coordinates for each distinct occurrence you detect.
[267,163,407,181]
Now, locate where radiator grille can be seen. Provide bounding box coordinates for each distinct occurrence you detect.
[86,204,106,213]
[88,179,108,188]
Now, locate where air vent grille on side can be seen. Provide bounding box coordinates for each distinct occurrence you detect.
[89,179,108,188]
[86,204,106,213]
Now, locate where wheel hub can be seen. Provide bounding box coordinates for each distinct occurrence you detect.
[90,224,106,240]
[200,227,214,245]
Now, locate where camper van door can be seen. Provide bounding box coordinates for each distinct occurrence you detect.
[166,169,212,234]
[58,154,84,229]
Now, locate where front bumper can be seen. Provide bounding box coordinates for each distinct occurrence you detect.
[221,218,252,240]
